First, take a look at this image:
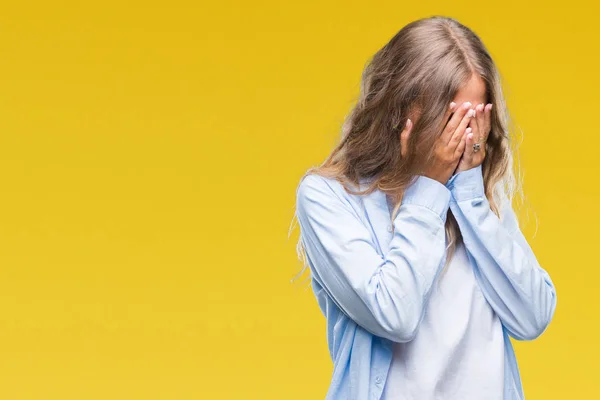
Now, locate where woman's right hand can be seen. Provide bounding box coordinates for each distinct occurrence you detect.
[400,101,476,185]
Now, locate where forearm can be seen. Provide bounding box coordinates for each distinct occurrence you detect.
[446,165,557,340]
[296,173,452,342]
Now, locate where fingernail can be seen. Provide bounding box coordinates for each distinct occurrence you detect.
[466,127,472,133]
[450,102,456,109]
[406,118,411,128]
[463,102,472,109]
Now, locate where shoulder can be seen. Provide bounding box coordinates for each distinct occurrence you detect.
[296,172,362,215]
[297,173,346,201]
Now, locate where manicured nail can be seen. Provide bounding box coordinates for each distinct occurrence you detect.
[406,118,411,128]
[466,127,472,133]
[463,102,472,109]
[450,102,456,109]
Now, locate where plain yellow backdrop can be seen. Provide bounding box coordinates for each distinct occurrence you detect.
[0,1,598,399]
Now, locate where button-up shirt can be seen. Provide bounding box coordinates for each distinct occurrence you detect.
[294,164,557,400]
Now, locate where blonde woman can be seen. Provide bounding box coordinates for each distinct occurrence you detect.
[293,16,557,400]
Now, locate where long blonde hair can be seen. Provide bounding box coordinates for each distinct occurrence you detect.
[290,15,529,285]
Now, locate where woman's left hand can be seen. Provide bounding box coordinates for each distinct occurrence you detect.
[454,103,493,174]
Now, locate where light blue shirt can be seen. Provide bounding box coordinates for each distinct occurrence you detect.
[295,164,557,400]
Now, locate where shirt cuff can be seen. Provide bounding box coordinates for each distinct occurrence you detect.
[445,164,485,202]
[401,175,451,221]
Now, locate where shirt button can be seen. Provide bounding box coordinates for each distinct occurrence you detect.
[375,376,382,384]
[387,225,393,233]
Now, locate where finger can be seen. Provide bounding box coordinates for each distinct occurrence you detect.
[466,111,479,145]
[400,118,413,158]
[474,103,485,140]
[442,101,471,144]
[454,126,471,158]
[439,101,457,141]
[448,104,475,149]
[483,103,493,137]
[445,101,457,123]
[463,131,475,163]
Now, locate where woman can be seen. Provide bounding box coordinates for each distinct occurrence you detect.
[292,16,557,400]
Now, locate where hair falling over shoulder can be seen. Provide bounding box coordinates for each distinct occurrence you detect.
[290,16,528,285]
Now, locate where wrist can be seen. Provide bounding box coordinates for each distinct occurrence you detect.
[402,175,452,222]
[422,171,450,186]
[445,164,485,201]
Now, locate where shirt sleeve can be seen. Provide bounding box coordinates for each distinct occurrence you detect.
[445,164,558,340]
[295,173,452,343]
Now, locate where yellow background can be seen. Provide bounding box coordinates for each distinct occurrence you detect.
[0,1,597,398]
